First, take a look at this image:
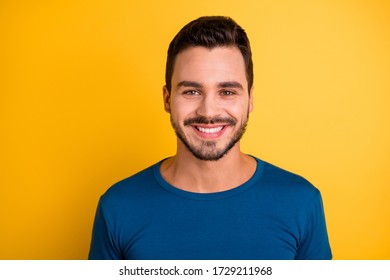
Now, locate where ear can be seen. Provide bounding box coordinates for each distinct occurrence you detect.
[248,85,254,113]
[162,85,171,113]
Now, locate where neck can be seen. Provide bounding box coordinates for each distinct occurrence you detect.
[160,144,256,193]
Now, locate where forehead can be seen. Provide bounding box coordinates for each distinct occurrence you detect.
[171,46,247,89]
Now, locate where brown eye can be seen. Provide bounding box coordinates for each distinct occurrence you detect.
[184,90,200,96]
[221,90,234,96]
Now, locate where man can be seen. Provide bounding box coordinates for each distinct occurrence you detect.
[89,16,332,260]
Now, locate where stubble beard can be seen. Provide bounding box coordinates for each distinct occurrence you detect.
[170,114,249,161]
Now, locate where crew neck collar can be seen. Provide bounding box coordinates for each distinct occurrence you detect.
[153,156,264,201]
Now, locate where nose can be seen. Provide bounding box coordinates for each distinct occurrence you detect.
[195,94,222,118]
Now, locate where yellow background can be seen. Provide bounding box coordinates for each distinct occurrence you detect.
[1,0,389,259]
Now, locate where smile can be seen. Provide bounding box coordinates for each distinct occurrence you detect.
[196,126,224,134]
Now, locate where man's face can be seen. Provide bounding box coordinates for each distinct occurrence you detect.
[163,46,253,161]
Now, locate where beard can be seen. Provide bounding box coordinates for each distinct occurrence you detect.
[170,114,249,161]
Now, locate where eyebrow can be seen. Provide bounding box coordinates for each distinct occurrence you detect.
[176,81,202,89]
[218,81,244,89]
[176,80,244,90]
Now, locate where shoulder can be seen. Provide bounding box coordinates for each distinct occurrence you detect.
[99,162,161,210]
[255,158,328,233]
[256,158,321,200]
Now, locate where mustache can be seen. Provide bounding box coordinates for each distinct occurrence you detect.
[184,116,237,126]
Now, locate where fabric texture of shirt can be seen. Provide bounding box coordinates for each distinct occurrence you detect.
[88,157,332,260]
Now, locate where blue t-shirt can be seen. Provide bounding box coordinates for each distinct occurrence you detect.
[89,157,332,259]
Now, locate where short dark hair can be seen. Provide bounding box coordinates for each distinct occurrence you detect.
[165,16,253,93]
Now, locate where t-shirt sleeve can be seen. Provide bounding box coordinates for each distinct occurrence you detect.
[88,199,123,260]
[295,190,332,260]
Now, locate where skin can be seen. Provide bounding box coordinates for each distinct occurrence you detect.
[161,46,256,193]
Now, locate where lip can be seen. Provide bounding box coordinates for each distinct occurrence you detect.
[191,124,228,139]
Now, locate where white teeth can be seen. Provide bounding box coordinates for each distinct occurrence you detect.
[197,126,223,134]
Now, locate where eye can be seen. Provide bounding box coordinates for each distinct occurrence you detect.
[183,90,200,96]
[221,90,235,96]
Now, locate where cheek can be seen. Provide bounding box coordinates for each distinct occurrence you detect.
[171,99,196,117]
[225,102,250,118]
